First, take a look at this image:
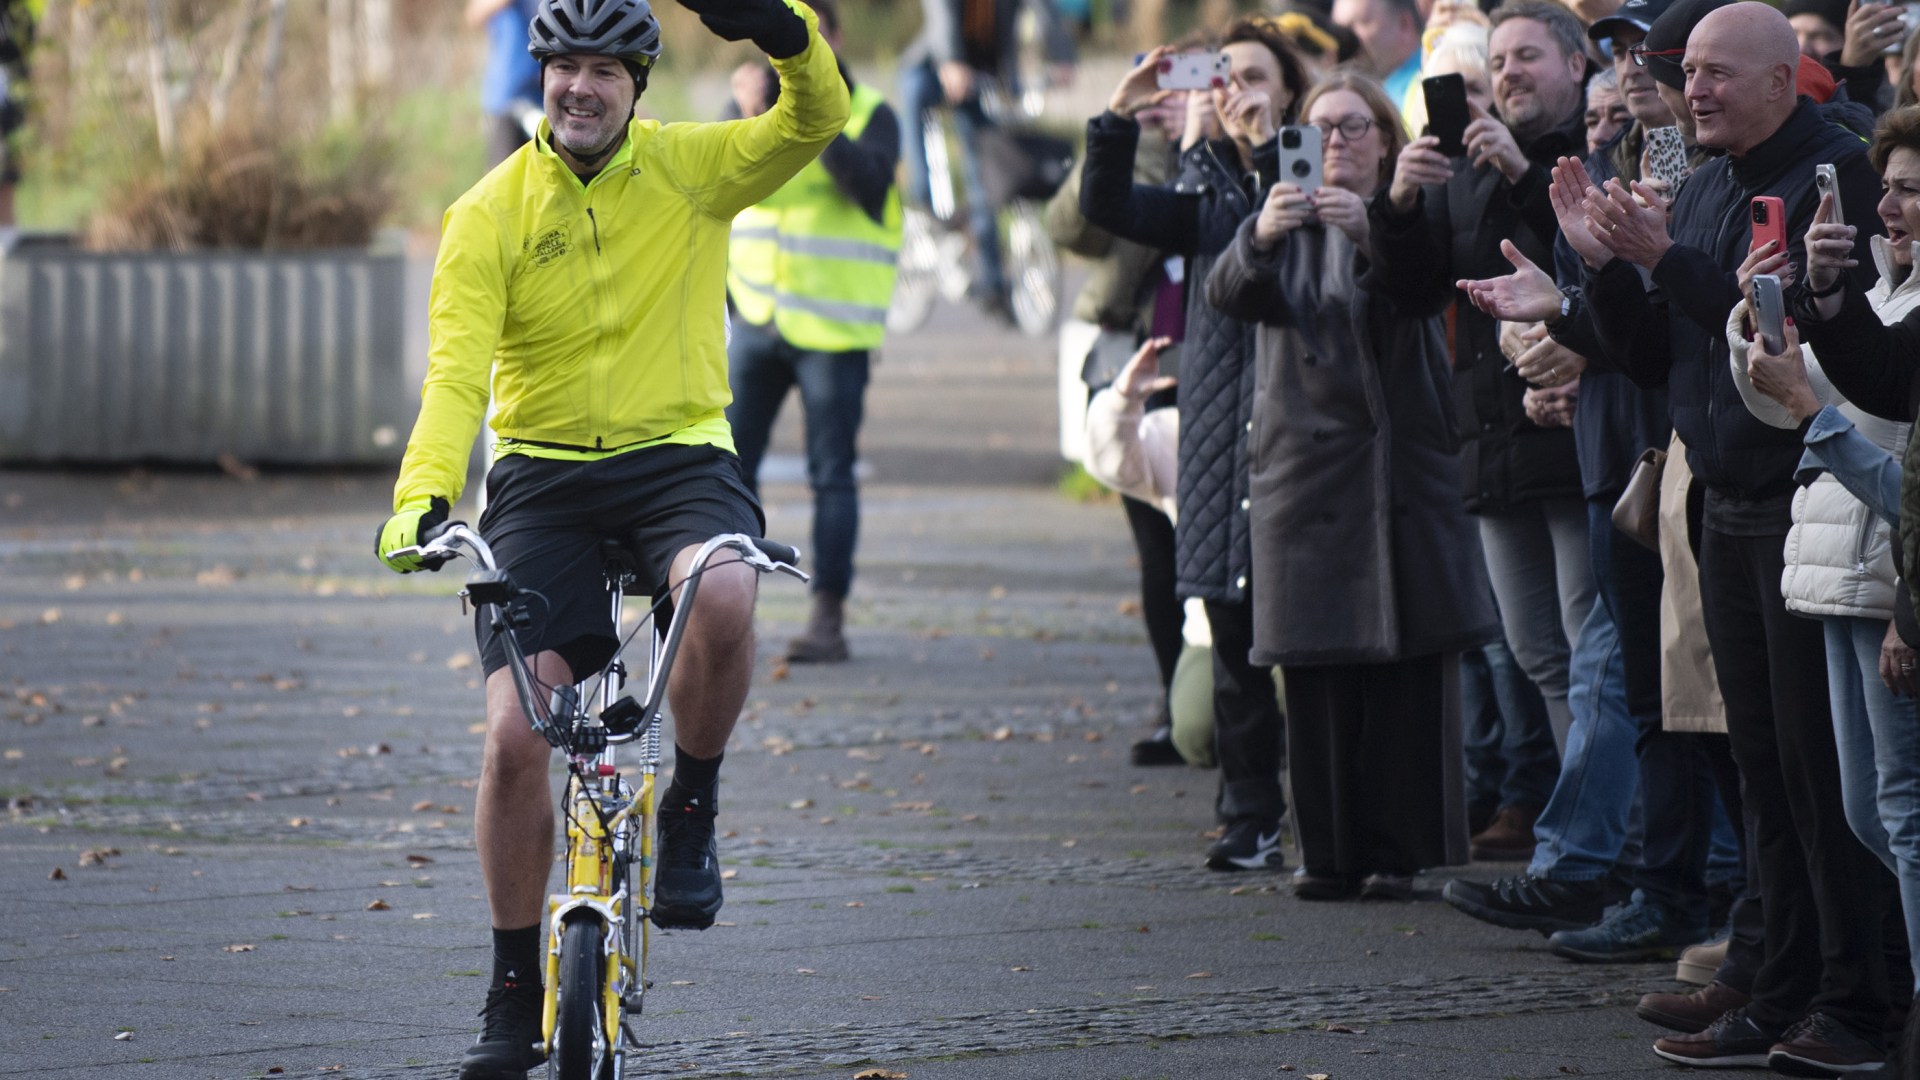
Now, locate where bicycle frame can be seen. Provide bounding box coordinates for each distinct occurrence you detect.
[392,526,805,1080]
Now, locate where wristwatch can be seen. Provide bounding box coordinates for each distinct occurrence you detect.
[1545,292,1572,329]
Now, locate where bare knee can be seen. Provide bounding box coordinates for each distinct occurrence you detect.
[684,559,758,644]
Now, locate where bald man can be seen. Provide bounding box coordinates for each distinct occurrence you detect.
[1487,2,1899,1072]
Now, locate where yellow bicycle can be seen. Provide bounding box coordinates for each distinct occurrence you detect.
[395,525,806,1080]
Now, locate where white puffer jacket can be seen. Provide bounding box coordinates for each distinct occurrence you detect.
[1727,235,1920,620]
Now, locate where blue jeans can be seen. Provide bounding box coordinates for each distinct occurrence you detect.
[1478,499,1595,747]
[724,319,869,598]
[1462,637,1561,819]
[1825,614,1920,993]
[1520,499,1643,880]
[898,59,1006,295]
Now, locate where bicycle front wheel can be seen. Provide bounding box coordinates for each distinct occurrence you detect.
[1004,200,1059,339]
[553,918,609,1080]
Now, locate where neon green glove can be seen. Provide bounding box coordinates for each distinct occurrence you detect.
[375,496,450,573]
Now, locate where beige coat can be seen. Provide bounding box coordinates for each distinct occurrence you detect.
[1658,432,1727,733]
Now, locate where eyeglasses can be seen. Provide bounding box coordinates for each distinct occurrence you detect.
[1314,115,1376,141]
[1627,43,1685,67]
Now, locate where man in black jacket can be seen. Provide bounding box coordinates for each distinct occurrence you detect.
[1473,2,1897,1071]
[1367,0,1592,865]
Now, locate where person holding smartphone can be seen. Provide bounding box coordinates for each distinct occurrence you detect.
[1370,0,1594,875]
[1206,71,1499,902]
[1081,18,1313,874]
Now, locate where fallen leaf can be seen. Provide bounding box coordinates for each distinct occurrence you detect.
[788,798,814,810]
[406,854,434,866]
[1325,1023,1365,1034]
[266,1068,285,1075]
[853,1070,907,1079]
[114,1031,133,1041]
[366,899,391,911]
[795,968,816,974]
[1309,1075,1330,1080]
[770,660,791,682]
[1185,971,1214,979]
[1557,1068,1586,1075]
[990,726,1012,742]
[1010,965,1032,972]
[411,912,435,920]
[844,902,865,908]
[48,867,66,880]
[720,869,739,880]
[446,653,474,671]
[287,817,312,828]
[223,943,256,953]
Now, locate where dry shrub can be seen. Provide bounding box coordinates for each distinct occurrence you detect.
[84,121,393,252]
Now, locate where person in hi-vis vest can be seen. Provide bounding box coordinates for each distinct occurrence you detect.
[725,0,901,663]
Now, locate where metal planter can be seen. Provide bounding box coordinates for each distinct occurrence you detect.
[0,237,412,465]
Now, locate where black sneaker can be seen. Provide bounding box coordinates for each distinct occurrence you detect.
[459,979,545,1079]
[1130,723,1184,766]
[1547,896,1707,962]
[1768,1012,1886,1076]
[652,790,722,930]
[1440,874,1619,935]
[1206,817,1286,871]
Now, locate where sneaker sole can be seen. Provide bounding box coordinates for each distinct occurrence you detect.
[1550,940,1690,963]
[1768,1050,1886,1077]
[1675,958,1717,986]
[1441,885,1594,935]
[1468,844,1535,862]
[650,900,721,930]
[1651,1047,1773,1068]
[1206,851,1285,872]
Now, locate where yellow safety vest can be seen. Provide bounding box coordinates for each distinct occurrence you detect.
[727,82,902,352]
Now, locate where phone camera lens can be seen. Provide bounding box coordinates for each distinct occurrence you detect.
[1291,159,1311,178]
[1752,204,1767,223]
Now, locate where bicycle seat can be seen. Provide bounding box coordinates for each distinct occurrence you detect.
[598,538,649,596]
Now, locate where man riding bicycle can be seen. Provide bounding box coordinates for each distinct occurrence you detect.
[372,1,847,1076]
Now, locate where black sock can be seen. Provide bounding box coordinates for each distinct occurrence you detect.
[492,924,541,990]
[667,746,723,803]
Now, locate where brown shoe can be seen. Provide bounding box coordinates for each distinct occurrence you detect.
[786,592,848,663]
[1469,804,1539,861]
[1637,980,1752,1034]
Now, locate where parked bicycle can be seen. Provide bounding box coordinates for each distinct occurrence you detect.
[391,524,806,1080]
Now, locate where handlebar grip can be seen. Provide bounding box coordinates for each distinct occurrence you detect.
[422,519,461,545]
[749,537,801,567]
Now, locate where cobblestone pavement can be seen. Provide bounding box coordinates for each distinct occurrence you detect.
[3,302,1685,1079]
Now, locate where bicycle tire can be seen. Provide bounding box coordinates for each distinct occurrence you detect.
[553,918,608,1080]
[1005,200,1059,338]
[888,209,941,334]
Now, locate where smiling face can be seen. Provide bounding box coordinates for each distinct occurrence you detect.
[543,53,638,169]
[1308,87,1389,195]
[1880,146,1920,267]
[1607,26,1675,127]
[1489,17,1588,141]
[1684,5,1799,156]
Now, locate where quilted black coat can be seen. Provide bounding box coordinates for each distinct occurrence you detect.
[1080,111,1275,604]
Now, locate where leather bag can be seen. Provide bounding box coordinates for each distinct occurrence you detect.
[1612,446,1668,551]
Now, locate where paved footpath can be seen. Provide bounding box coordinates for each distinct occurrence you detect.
[2,300,1685,1079]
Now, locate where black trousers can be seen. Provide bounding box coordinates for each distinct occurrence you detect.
[1698,524,1898,1039]
[1121,494,1182,698]
[1206,597,1286,822]
[1283,653,1461,876]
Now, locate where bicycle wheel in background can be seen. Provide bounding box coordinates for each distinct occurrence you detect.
[1004,199,1059,339]
[553,917,610,1080]
[887,208,941,334]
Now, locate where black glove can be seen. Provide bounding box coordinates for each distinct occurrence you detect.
[677,0,809,59]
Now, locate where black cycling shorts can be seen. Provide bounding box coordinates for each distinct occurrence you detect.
[472,442,765,680]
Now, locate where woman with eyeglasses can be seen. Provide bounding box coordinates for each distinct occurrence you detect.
[1206,71,1499,902]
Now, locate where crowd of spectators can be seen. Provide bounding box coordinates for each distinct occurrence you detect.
[1055,0,1920,1072]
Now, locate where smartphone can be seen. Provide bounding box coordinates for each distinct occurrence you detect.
[1750,195,1787,255]
[1643,126,1688,193]
[1156,51,1230,91]
[1277,124,1323,198]
[1814,163,1844,231]
[1752,273,1787,355]
[1884,1,1920,54]
[1155,343,1183,383]
[1422,73,1471,158]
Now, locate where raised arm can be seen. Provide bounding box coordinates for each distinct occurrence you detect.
[672,1,850,219]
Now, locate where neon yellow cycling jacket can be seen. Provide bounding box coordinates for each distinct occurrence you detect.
[391,3,849,513]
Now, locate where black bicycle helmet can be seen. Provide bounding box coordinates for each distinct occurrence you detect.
[528,0,663,70]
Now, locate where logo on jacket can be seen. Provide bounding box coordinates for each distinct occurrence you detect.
[524,224,573,268]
